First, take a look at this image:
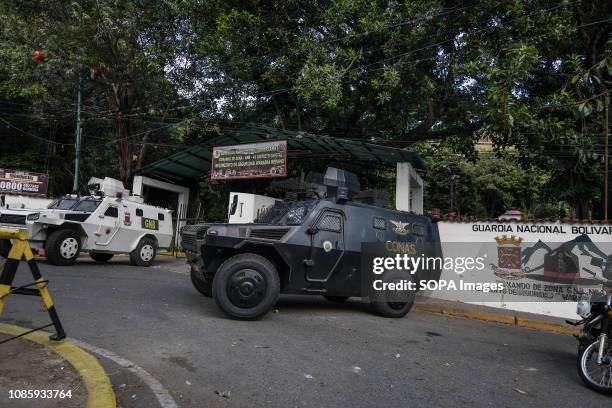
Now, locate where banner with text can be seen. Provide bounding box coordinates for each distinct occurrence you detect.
[211,140,287,180]
[0,169,49,196]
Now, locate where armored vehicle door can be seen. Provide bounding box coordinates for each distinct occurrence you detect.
[305,209,345,282]
[94,204,122,246]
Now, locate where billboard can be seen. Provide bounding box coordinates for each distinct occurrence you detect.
[211,140,287,180]
[0,169,49,196]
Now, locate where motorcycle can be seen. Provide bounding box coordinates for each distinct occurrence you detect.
[568,256,612,394]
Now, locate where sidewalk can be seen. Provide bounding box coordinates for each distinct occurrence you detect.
[0,325,116,408]
[0,333,86,408]
[414,296,579,335]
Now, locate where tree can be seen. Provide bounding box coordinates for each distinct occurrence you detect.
[0,0,609,218]
[0,0,193,184]
[179,0,609,216]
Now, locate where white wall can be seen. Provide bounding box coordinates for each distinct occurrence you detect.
[395,162,423,214]
[2,195,53,209]
[435,221,612,319]
[132,175,189,222]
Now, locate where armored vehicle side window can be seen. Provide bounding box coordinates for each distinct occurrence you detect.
[158,213,165,221]
[136,208,143,217]
[104,206,118,218]
[373,217,386,230]
[318,214,341,232]
[412,223,426,236]
[73,199,101,213]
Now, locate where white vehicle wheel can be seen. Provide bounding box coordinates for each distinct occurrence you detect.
[130,238,157,267]
[45,229,81,266]
[140,244,155,262]
[60,237,79,259]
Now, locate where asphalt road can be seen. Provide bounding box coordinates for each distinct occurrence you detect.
[1,257,610,407]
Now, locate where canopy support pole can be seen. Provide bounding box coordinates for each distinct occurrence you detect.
[396,162,423,214]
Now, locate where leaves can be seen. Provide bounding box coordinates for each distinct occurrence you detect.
[0,0,610,217]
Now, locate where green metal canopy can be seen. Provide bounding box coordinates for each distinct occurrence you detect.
[140,127,425,183]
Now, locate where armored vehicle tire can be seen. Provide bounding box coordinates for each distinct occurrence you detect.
[89,252,114,263]
[129,238,157,267]
[191,269,212,297]
[371,299,414,318]
[324,295,350,303]
[0,239,11,258]
[212,253,280,320]
[370,270,415,318]
[45,229,81,266]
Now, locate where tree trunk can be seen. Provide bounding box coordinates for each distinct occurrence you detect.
[110,80,137,185]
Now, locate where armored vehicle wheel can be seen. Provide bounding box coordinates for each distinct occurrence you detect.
[371,299,414,318]
[212,253,280,320]
[324,295,349,303]
[89,252,114,263]
[191,269,212,297]
[370,270,415,318]
[129,238,157,267]
[45,229,81,266]
[0,239,11,258]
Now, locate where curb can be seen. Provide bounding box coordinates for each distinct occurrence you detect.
[0,324,116,408]
[158,251,185,257]
[413,303,580,336]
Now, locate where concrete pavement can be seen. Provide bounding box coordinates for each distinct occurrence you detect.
[0,257,609,407]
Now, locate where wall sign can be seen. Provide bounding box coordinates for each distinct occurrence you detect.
[0,169,49,196]
[211,140,287,180]
[434,221,612,319]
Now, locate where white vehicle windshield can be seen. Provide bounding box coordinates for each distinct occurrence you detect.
[47,197,101,212]
[48,198,78,210]
[73,199,101,212]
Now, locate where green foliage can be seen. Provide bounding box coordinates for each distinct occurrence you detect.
[0,0,610,219]
[414,143,554,218]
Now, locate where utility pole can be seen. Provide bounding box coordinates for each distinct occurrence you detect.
[72,69,86,194]
[605,105,609,221]
[449,174,458,212]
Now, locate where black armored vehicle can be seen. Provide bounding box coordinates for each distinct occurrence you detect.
[182,168,441,320]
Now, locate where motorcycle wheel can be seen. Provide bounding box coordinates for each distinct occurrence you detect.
[577,339,612,394]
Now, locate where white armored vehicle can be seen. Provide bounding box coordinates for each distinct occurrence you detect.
[0,177,173,266]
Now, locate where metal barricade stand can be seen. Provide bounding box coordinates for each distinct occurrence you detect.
[0,227,66,344]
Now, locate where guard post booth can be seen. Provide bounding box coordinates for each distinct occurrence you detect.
[139,127,425,224]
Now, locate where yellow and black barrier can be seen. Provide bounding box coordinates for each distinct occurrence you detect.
[0,227,65,344]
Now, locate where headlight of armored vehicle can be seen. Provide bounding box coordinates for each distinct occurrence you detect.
[27,212,40,221]
[577,300,591,318]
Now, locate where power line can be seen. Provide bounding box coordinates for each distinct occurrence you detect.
[0,116,70,146]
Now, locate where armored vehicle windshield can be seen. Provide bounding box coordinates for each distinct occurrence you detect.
[255,200,317,225]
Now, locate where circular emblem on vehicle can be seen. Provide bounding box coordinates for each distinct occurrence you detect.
[323,240,333,253]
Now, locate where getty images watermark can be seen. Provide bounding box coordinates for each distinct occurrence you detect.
[362,240,612,303]
[371,252,504,293]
